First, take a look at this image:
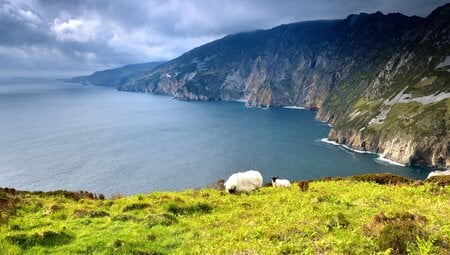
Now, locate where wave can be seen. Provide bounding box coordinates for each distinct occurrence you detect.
[283,106,306,110]
[375,155,405,167]
[320,137,340,146]
[319,138,405,167]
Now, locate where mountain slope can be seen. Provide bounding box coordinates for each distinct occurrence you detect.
[68,62,164,87]
[119,4,450,168]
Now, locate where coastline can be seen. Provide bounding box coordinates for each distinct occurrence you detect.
[283,106,306,110]
[319,138,406,167]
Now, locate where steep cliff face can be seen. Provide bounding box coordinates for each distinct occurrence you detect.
[319,4,450,168]
[118,4,450,168]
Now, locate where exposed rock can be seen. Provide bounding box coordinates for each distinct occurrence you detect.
[328,129,449,167]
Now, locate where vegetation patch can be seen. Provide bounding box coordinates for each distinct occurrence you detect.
[145,213,178,228]
[111,214,139,222]
[166,202,213,216]
[363,211,450,254]
[349,173,414,185]
[326,212,350,231]
[72,209,109,218]
[123,203,151,212]
[208,179,225,190]
[297,181,309,192]
[6,230,74,249]
[0,188,19,223]
[425,175,450,186]
[30,190,101,201]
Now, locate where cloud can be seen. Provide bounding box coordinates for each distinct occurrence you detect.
[51,14,102,42]
[0,0,447,77]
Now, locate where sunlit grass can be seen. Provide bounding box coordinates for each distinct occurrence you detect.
[0,179,449,254]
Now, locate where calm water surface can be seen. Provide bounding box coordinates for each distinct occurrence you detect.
[0,78,428,195]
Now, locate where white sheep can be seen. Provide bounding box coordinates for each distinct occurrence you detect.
[427,169,450,179]
[224,170,263,193]
[271,176,291,188]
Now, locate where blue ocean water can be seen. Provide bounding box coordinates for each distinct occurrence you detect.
[0,78,427,195]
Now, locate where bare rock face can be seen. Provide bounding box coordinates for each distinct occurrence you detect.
[328,129,449,167]
[117,4,450,168]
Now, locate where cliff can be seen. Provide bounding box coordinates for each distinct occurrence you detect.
[113,5,450,168]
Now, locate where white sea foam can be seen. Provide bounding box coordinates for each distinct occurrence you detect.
[320,138,406,166]
[320,138,340,146]
[341,144,375,154]
[283,106,306,110]
[375,155,405,167]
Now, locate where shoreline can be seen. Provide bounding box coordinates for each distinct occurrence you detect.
[320,138,406,167]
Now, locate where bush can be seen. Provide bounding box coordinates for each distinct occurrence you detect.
[209,179,225,190]
[145,213,178,228]
[298,181,309,192]
[123,203,151,212]
[363,212,428,255]
[326,212,350,231]
[0,189,20,223]
[349,173,414,185]
[424,175,450,186]
[31,190,98,201]
[6,230,74,248]
[166,202,213,216]
[72,209,109,218]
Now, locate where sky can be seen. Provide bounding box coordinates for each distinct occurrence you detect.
[0,0,448,77]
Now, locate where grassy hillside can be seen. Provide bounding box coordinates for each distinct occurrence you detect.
[1,175,449,254]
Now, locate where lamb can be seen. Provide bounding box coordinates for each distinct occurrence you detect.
[271,176,291,188]
[224,170,263,193]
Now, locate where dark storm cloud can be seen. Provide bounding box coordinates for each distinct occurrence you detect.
[0,0,447,77]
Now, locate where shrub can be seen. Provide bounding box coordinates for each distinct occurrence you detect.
[72,209,109,218]
[298,181,309,192]
[89,211,110,218]
[0,189,20,223]
[123,203,151,212]
[6,230,74,248]
[145,213,178,228]
[166,202,213,216]
[349,173,414,185]
[31,190,98,201]
[209,179,225,190]
[363,212,428,255]
[424,175,450,186]
[326,212,350,230]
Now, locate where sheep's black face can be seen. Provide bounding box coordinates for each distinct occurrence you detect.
[228,188,236,194]
[271,176,278,182]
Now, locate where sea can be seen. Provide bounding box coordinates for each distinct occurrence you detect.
[0,78,428,195]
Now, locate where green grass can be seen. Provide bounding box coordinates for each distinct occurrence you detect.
[1,178,449,254]
[371,99,449,138]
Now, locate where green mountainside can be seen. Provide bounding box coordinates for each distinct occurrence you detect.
[114,4,450,168]
[1,175,449,254]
